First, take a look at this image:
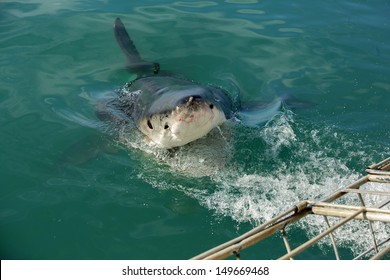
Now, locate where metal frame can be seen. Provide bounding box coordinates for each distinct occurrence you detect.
[192,157,390,260]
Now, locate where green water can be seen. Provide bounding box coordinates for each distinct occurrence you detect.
[1,0,389,260]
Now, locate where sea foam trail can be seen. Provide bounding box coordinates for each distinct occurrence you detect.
[140,111,389,256]
[53,89,389,256]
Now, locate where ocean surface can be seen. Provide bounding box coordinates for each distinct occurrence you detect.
[1,0,389,260]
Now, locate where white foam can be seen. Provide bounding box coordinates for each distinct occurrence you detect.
[119,123,234,177]
[137,111,389,256]
[259,110,297,157]
[54,87,389,256]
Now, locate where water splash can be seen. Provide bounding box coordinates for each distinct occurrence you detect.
[139,110,389,254]
[51,85,389,256]
[119,123,234,177]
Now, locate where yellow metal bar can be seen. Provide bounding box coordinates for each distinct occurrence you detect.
[200,210,309,260]
[342,188,390,196]
[357,193,379,254]
[354,237,390,260]
[366,169,390,176]
[370,243,390,260]
[368,174,390,184]
[367,157,390,171]
[191,158,390,260]
[321,176,369,203]
[311,204,390,222]
[281,228,293,260]
[278,208,364,260]
[376,198,390,208]
[324,216,340,260]
[191,202,309,260]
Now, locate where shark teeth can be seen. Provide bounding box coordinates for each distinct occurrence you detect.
[186,96,194,106]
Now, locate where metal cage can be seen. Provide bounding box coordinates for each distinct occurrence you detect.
[192,157,390,260]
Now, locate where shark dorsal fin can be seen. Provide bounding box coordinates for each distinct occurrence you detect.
[114,18,160,75]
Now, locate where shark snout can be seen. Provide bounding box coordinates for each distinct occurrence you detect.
[179,95,203,105]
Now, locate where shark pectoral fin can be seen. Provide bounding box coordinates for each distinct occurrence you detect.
[114,18,160,74]
[237,98,282,127]
[278,92,315,110]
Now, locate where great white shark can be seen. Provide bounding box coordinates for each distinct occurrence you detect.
[99,18,287,149]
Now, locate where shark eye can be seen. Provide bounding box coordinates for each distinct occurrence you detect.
[209,104,214,109]
[147,120,153,129]
[164,124,169,130]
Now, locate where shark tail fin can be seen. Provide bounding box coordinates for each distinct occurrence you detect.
[114,18,160,75]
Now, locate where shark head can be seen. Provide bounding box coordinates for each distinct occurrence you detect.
[137,86,228,148]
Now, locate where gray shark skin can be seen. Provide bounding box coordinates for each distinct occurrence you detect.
[100,18,283,149]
